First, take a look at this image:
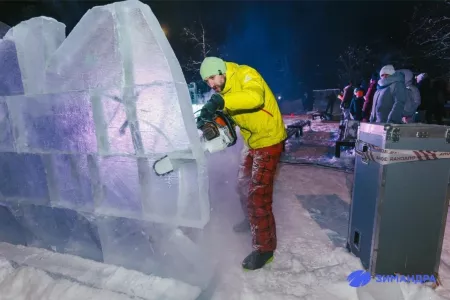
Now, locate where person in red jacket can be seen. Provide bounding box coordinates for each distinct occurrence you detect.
[362,74,378,122]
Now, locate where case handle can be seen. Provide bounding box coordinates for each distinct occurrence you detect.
[355,141,370,164]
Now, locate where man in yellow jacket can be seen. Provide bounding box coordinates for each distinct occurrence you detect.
[197,57,287,270]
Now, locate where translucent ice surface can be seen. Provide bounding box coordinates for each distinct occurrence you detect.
[0,0,213,290]
[0,39,24,97]
[3,17,65,95]
[0,0,209,228]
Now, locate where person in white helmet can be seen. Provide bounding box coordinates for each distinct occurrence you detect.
[370,65,407,123]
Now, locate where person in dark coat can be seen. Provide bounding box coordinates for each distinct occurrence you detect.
[362,74,377,122]
[370,65,407,124]
[340,81,354,120]
[432,79,447,125]
[350,87,365,121]
[325,92,337,116]
[416,73,437,124]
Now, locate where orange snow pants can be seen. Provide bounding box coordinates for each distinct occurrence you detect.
[237,142,283,252]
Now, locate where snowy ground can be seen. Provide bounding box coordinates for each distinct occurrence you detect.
[202,162,450,300]
[0,242,201,300]
[197,115,450,300]
[0,115,449,300]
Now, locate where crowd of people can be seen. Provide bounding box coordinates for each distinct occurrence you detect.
[335,65,448,125]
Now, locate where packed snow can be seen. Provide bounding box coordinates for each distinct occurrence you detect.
[0,243,201,300]
[201,158,450,300]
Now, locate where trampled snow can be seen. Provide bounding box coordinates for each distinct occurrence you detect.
[198,129,450,299]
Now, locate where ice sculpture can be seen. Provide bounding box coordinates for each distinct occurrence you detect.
[4,0,209,228]
[3,17,65,95]
[0,0,213,290]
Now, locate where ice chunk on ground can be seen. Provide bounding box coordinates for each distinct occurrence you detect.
[0,242,201,300]
[4,17,65,95]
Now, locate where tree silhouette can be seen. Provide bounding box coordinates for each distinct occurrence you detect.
[407,1,450,77]
[337,45,373,85]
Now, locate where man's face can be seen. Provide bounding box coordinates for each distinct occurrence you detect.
[381,74,390,79]
[205,74,226,92]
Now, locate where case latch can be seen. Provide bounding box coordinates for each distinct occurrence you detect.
[416,131,429,138]
[384,125,400,142]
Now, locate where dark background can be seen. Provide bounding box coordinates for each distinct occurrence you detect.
[0,0,445,100]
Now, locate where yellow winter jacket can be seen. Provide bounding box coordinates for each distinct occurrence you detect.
[220,62,287,149]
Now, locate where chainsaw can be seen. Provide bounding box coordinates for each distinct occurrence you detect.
[152,110,237,176]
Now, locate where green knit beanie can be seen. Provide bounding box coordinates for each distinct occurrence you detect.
[200,57,227,80]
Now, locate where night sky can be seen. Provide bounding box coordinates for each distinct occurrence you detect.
[0,0,428,98]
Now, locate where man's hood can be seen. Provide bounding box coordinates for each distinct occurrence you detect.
[377,71,405,90]
[396,69,414,86]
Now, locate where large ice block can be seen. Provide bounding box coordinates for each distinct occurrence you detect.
[0,1,216,291]
[0,40,24,97]
[4,17,65,95]
[1,0,210,229]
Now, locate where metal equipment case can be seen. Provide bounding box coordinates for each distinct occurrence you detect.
[347,123,450,277]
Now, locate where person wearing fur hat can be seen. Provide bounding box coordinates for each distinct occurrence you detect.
[197,57,287,271]
[369,65,407,123]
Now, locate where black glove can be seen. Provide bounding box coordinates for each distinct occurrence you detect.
[196,94,225,129]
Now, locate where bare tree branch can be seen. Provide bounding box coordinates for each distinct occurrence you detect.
[181,20,215,74]
[407,1,450,77]
[337,45,373,84]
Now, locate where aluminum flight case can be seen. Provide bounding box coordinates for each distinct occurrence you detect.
[347,122,450,277]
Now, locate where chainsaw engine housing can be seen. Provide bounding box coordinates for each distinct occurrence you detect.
[201,111,237,153]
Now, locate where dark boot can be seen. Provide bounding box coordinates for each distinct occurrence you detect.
[232,219,251,233]
[242,250,274,270]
